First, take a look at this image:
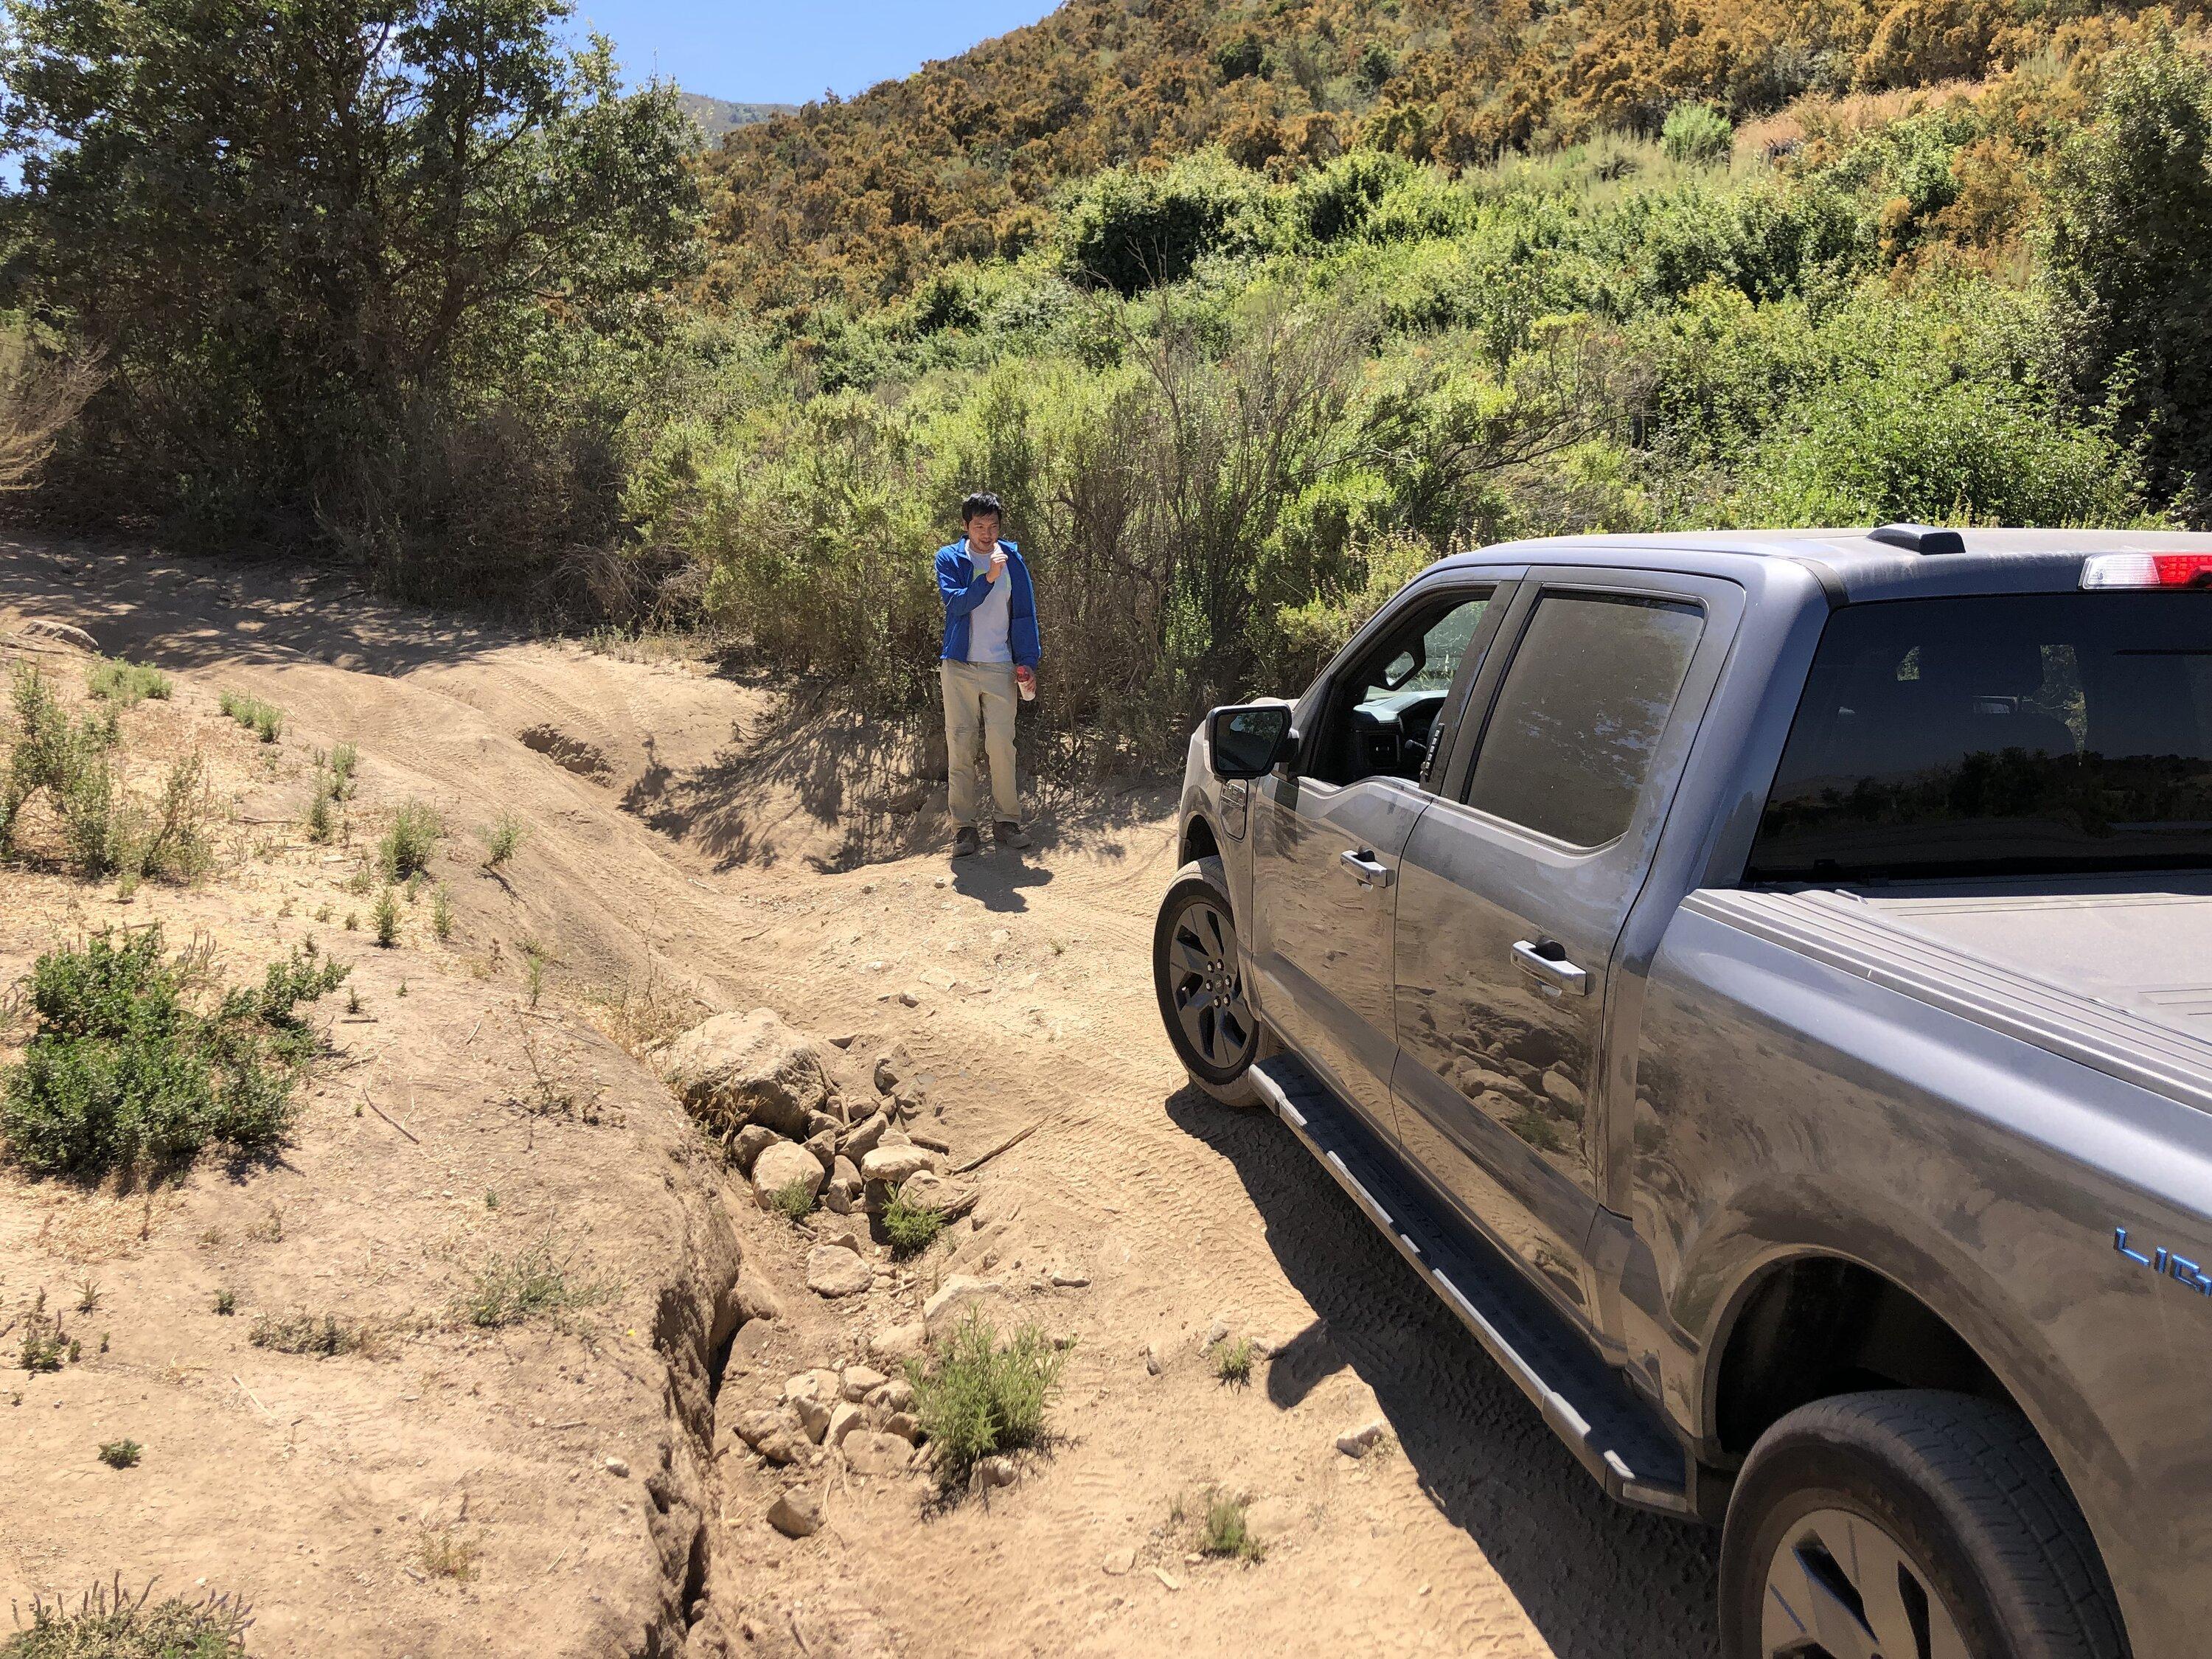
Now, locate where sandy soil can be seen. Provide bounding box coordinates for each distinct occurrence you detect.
[0,535,1719,1658]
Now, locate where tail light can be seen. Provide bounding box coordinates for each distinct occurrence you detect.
[2079,552,2212,590]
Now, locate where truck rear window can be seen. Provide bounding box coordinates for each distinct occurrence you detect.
[1747,593,2212,881]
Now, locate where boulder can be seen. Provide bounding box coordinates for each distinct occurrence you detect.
[767,1487,822,1538]
[880,1411,922,1443]
[872,1046,912,1096]
[840,1366,888,1402]
[975,1455,1017,1489]
[752,1141,827,1211]
[665,1009,838,1137]
[860,1143,931,1185]
[869,1323,926,1366]
[922,1274,1007,1340]
[731,1124,781,1173]
[733,1266,783,1324]
[824,1402,866,1448]
[839,1110,890,1164]
[822,1155,863,1216]
[733,1410,806,1467]
[15,618,98,653]
[807,1245,874,1298]
[843,1432,912,1478]
[1540,1068,1585,1110]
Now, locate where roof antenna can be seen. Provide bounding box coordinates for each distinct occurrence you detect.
[1868,522,1966,555]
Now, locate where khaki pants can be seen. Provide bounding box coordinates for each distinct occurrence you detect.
[940,659,1020,828]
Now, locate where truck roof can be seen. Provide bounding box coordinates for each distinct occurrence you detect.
[1436,526,2212,602]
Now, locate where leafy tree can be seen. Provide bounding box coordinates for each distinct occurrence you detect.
[2044,27,2212,519]
[0,0,702,529]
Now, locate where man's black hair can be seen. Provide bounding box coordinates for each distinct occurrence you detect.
[961,491,1004,524]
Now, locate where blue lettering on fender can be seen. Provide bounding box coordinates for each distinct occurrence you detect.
[2116,1228,2212,1294]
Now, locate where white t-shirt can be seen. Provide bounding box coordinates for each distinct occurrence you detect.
[965,541,1015,665]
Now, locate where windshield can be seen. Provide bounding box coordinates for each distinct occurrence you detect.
[1747,593,2212,881]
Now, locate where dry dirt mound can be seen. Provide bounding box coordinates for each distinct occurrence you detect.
[0,538,1720,1659]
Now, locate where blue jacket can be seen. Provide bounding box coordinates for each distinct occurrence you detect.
[937,539,1041,668]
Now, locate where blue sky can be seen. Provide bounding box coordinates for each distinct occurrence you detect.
[569,0,1060,104]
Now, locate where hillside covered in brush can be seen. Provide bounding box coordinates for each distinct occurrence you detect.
[696,0,2197,304]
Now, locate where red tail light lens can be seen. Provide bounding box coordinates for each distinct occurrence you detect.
[2079,552,2212,590]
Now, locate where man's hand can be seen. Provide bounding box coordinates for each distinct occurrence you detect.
[1015,664,1037,700]
[987,549,1008,582]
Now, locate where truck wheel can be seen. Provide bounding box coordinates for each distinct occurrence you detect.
[1720,1391,2128,1659]
[1153,856,1270,1107]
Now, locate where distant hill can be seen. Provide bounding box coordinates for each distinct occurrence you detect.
[677,91,798,139]
[697,0,2132,308]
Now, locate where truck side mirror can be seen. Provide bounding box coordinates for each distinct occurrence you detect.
[1208,705,1295,779]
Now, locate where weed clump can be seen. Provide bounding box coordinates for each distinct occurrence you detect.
[86,659,171,706]
[97,1438,142,1470]
[430,882,453,941]
[378,800,440,880]
[217,689,282,743]
[882,1191,944,1258]
[0,928,347,1177]
[1213,1337,1256,1385]
[4,1575,251,1658]
[458,1232,614,1329]
[373,888,400,947]
[413,1523,479,1583]
[1197,1489,1265,1561]
[248,1311,368,1357]
[3,663,119,874]
[212,1288,236,1316]
[481,813,524,867]
[905,1312,1066,1484]
[767,1177,817,1222]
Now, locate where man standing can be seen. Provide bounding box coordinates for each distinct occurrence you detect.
[937,491,1040,858]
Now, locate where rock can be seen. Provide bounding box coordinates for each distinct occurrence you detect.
[975,1455,1017,1489]
[807,1245,874,1298]
[1336,1420,1387,1458]
[840,1366,888,1401]
[897,990,919,1008]
[829,1033,858,1050]
[1203,1318,1229,1349]
[734,1411,807,1467]
[880,1411,922,1443]
[824,1401,866,1448]
[785,1367,841,1405]
[733,1266,783,1324]
[803,1129,841,1169]
[666,1009,839,1138]
[843,1432,912,1477]
[922,1275,1006,1339]
[804,1109,842,1138]
[1048,1267,1091,1289]
[1102,1547,1136,1576]
[752,1140,827,1211]
[604,1455,630,1478]
[840,1110,890,1163]
[793,1395,834,1442]
[1540,1069,1585,1110]
[823,1154,864,1216]
[767,1487,822,1538]
[732,1124,780,1174]
[869,1323,926,1366]
[1146,1342,1166,1376]
[874,1048,912,1094]
[861,1144,931,1185]
[809,1214,867,1254]
[732,1410,785,1451]
[15,618,99,653]
[868,1378,915,1413]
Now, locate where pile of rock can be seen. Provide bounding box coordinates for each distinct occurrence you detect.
[662,1010,975,1240]
[736,1362,933,1533]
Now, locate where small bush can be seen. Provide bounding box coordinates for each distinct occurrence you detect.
[883,1191,944,1257]
[217,689,282,743]
[3,664,122,876]
[111,753,215,886]
[373,888,400,947]
[212,1288,236,1315]
[1197,1489,1265,1560]
[0,928,344,1176]
[4,1576,251,1658]
[431,882,453,941]
[768,1176,817,1222]
[248,1311,368,1357]
[96,1438,142,1469]
[86,660,171,706]
[481,812,524,866]
[1213,1336,1256,1385]
[327,741,359,793]
[458,1231,615,1329]
[18,1293,66,1372]
[378,800,441,880]
[1661,101,1734,166]
[305,781,335,843]
[905,1312,1066,1484]
[414,1523,478,1583]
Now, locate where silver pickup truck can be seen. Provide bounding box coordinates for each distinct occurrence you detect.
[1153,527,2212,1659]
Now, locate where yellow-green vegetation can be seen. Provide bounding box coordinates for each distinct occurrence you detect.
[413,1523,479,1584]
[212,1288,236,1316]
[481,811,524,867]
[215,689,281,743]
[373,887,400,947]
[378,799,440,880]
[1213,1335,1256,1385]
[883,1190,945,1257]
[95,1438,142,1470]
[457,1231,616,1329]
[431,881,453,940]
[767,1176,817,1223]
[905,1312,1068,1484]
[18,1291,67,1372]
[1,1576,251,1659]
[86,658,170,706]
[248,1310,369,1357]
[0,928,347,1176]
[1196,1489,1265,1562]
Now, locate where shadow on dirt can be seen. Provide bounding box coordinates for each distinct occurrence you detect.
[1164,1085,1722,1659]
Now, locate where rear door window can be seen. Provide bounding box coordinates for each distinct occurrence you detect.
[1463,592,1706,847]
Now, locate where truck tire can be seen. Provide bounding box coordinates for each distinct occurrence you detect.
[1152,856,1271,1107]
[1720,1390,2129,1659]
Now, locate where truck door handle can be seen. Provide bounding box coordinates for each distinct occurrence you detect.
[1512,939,1588,996]
[1339,849,1394,888]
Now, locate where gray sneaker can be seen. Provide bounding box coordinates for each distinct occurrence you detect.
[952,825,981,858]
[993,820,1031,850]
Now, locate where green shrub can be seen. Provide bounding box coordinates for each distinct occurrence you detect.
[431,882,453,941]
[96,1438,142,1469]
[1661,101,1734,166]
[86,659,171,706]
[217,689,282,743]
[883,1191,944,1257]
[327,741,359,793]
[0,928,344,1176]
[1212,1336,1256,1385]
[378,799,441,880]
[481,812,524,866]
[457,1232,614,1328]
[767,1176,816,1222]
[1058,149,1269,295]
[1197,1489,1264,1560]
[372,888,400,947]
[3,663,121,874]
[3,1577,251,1658]
[905,1312,1066,1484]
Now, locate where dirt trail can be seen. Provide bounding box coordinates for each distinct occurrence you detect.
[0,536,1719,1658]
